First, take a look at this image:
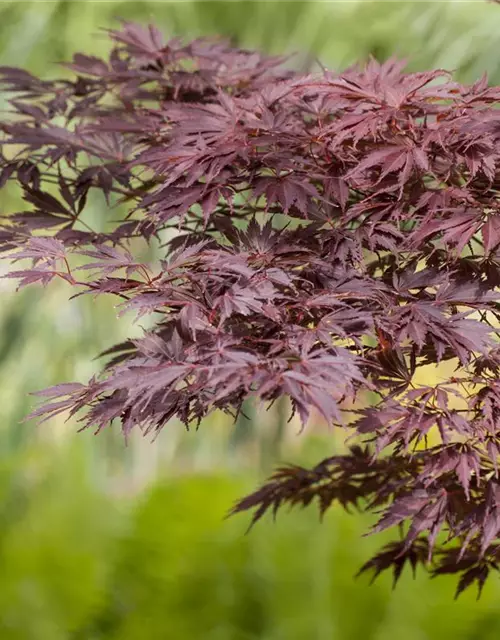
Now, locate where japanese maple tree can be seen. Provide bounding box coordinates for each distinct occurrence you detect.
[1,21,500,597]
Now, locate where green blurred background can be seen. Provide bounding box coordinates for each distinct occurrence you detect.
[1,1,500,638]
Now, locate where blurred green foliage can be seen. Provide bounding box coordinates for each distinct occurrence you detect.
[1,1,500,637]
[2,1,500,82]
[2,443,500,639]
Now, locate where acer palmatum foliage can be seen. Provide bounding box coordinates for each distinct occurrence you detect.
[1,21,500,597]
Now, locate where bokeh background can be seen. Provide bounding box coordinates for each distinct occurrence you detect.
[1,1,500,638]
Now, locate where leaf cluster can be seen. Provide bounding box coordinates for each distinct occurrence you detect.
[1,21,500,596]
